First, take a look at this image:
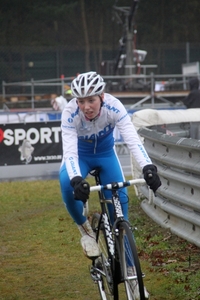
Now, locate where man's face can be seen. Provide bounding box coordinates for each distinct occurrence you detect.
[77,93,104,120]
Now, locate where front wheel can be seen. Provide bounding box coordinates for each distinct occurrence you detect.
[91,213,118,300]
[115,221,146,300]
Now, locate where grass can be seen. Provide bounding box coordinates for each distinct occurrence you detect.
[0,178,200,300]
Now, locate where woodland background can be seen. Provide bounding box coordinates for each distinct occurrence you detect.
[0,0,200,83]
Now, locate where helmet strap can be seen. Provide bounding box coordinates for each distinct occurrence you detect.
[99,95,103,107]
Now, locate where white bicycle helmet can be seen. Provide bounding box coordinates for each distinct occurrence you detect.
[71,71,106,98]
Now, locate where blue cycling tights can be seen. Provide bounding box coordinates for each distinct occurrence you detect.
[59,149,128,225]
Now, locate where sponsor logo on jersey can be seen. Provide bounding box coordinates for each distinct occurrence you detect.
[79,124,113,140]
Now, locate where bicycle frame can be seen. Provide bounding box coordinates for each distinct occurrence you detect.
[89,169,148,300]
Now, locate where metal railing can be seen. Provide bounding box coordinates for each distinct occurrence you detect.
[131,123,200,247]
[2,72,199,110]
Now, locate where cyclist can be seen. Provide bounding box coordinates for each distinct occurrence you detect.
[59,71,161,260]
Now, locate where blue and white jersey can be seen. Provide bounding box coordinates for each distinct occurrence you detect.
[61,93,152,179]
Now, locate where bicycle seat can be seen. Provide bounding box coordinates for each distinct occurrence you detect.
[89,167,101,177]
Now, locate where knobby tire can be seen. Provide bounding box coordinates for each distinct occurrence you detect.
[116,221,145,300]
[91,213,118,300]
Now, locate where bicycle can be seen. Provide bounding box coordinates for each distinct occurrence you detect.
[86,168,150,300]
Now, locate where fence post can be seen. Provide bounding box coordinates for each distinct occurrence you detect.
[61,75,65,96]
[31,78,35,109]
[150,72,155,107]
[2,81,5,100]
[186,42,190,64]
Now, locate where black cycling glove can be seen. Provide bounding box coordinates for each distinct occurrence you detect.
[70,176,90,203]
[143,164,161,193]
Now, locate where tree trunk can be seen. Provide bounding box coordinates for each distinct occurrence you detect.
[80,0,90,71]
[98,15,103,73]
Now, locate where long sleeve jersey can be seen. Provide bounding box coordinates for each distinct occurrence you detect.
[61,93,152,179]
